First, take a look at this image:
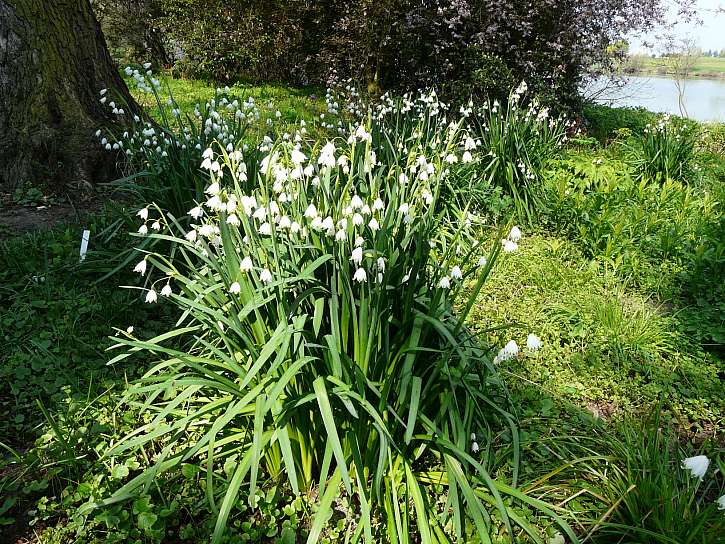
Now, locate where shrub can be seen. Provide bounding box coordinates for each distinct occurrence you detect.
[446,52,517,106]
[583,103,655,142]
[89,93,577,542]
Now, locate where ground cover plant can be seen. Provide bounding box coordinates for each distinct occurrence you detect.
[1,74,723,544]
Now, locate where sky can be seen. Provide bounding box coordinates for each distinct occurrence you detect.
[629,0,725,54]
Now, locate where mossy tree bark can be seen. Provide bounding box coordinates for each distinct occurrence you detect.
[0,0,139,190]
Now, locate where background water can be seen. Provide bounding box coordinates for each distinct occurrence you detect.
[589,76,725,123]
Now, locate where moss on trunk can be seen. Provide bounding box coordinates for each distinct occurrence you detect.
[0,0,140,190]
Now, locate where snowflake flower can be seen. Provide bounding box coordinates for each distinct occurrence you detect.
[240,256,254,272]
[682,456,709,480]
[161,284,172,297]
[503,240,518,253]
[508,226,522,242]
[259,268,273,284]
[351,246,363,266]
[137,207,149,220]
[229,282,241,294]
[439,276,451,289]
[133,259,147,275]
[353,268,367,283]
[145,289,157,303]
[527,333,542,350]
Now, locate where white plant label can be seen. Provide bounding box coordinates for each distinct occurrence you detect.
[79,229,90,261]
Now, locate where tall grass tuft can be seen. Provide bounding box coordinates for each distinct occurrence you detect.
[90,93,578,543]
[628,114,697,182]
[473,82,569,222]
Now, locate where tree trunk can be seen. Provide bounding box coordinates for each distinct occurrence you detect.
[0,0,139,190]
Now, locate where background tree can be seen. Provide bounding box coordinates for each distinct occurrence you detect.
[0,0,139,190]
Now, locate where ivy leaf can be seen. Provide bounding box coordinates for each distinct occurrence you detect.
[137,511,158,532]
[111,464,129,480]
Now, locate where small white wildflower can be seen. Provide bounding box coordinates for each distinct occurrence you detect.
[240,256,254,272]
[398,203,409,214]
[205,182,220,195]
[350,195,364,209]
[372,198,385,212]
[503,240,518,253]
[717,495,725,510]
[304,203,318,219]
[278,215,291,229]
[161,283,172,297]
[471,442,479,453]
[133,259,147,275]
[462,151,473,163]
[137,207,149,220]
[198,224,215,237]
[259,268,273,284]
[145,289,157,303]
[368,218,380,231]
[335,229,346,241]
[138,224,148,235]
[527,333,542,351]
[352,213,364,226]
[355,236,364,247]
[351,246,363,266]
[451,266,462,280]
[682,456,709,480]
[259,222,272,235]
[503,340,519,357]
[478,256,487,267]
[439,276,451,289]
[229,282,241,294]
[377,257,385,272]
[508,226,522,242]
[185,229,197,242]
[226,214,240,226]
[353,268,367,283]
[151,221,161,231]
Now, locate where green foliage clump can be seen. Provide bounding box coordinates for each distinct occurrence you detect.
[583,103,656,142]
[473,83,569,221]
[446,52,517,105]
[627,115,698,182]
[92,94,578,543]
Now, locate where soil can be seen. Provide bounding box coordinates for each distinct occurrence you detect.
[0,189,105,241]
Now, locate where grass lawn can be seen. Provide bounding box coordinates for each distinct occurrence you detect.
[625,55,725,78]
[1,76,723,543]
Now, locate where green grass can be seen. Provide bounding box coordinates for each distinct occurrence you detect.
[126,73,331,140]
[624,55,725,78]
[467,233,723,436]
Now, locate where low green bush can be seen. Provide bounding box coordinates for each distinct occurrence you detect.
[583,103,655,142]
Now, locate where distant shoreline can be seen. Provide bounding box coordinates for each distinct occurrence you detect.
[622,69,725,80]
[623,55,725,80]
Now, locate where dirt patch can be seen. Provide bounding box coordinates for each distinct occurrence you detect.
[585,400,619,420]
[0,191,104,240]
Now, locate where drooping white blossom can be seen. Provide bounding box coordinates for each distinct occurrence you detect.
[682,455,710,480]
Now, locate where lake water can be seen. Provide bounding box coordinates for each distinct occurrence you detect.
[589,76,725,123]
